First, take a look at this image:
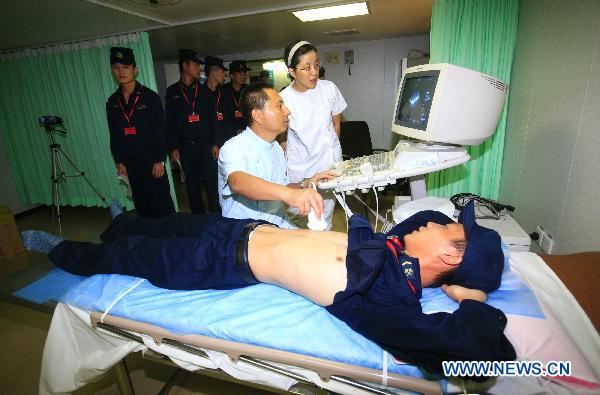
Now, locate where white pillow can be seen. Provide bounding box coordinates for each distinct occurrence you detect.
[505,310,599,388]
[505,252,600,390]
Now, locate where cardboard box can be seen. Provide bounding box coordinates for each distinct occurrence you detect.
[0,206,24,259]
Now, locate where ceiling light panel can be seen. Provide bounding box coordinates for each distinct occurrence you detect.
[292,2,369,22]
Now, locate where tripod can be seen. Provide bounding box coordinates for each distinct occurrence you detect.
[45,125,106,235]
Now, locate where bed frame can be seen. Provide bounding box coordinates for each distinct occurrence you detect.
[89,311,443,395]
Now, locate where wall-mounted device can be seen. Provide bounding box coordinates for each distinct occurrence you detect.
[323,51,340,65]
[344,49,354,65]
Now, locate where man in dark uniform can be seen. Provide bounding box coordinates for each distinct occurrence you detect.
[222,60,251,140]
[203,55,228,147]
[165,49,220,214]
[194,55,228,213]
[23,201,514,374]
[106,47,174,218]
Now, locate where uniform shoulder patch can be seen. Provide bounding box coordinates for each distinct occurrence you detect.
[401,260,415,279]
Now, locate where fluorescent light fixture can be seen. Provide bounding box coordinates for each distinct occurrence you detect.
[292,2,369,22]
[263,61,288,72]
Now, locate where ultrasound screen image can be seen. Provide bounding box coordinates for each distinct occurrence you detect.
[397,75,438,130]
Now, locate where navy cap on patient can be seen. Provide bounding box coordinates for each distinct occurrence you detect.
[450,201,504,293]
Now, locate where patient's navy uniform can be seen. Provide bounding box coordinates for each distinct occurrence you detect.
[48,211,515,374]
[165,80,221,214]
[327,212,515,373]
[51,213,266,290]
[106,81,174,218]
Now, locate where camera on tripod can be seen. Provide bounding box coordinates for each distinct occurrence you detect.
[39,115,63,126]
[37,114,105,234]
[39,115,66,133]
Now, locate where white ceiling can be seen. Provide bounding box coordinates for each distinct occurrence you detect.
[0,0,432,61]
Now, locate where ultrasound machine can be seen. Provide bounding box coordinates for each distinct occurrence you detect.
[319,63,508,200]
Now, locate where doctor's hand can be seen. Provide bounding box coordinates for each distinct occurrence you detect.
[441,284,487,303]
[170,149,180,162]
[308,171,339,185]
[212,145,219,160]
[284,188,324,218]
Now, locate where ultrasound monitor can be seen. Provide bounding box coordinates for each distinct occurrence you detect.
[396,71,438,130]
[392,63,508,146]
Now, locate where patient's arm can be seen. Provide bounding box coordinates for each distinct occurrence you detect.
[356,300,516,374]
[442,284,487,303]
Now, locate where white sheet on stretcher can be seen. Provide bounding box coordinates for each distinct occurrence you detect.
[41,304,383,395]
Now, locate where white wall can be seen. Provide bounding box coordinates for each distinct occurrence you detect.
[153,35,430,150]
[154,60,170,106]
[500,0,600,253]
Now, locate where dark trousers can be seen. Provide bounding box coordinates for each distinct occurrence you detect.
[49,213,263,290]
[180,143,220,214]
[124,157,175,219]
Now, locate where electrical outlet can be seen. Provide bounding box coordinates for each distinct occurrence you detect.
[535,225,545,248]
[541,233,555,254]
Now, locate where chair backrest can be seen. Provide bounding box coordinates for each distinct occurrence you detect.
[339,121,373,159]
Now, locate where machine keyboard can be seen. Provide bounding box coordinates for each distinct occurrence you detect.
[337,151,395,177]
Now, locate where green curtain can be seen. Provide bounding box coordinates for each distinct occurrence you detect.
[426,0,519,199]
[0,32,177,210]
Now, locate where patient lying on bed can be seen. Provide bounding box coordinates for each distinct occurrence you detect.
[22,200,515,374]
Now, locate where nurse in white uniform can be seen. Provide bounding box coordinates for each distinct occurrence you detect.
[280,40,347,230]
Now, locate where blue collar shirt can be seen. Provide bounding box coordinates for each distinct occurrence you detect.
[218,127,294,229]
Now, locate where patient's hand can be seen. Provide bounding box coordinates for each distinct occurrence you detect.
[441,284,487,303]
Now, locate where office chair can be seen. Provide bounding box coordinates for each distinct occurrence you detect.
[339,121,373,159]
[339,121,374,217]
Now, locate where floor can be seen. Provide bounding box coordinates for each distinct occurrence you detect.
[0,172,400,394]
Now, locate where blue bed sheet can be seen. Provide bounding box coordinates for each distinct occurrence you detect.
[13,243,541,382]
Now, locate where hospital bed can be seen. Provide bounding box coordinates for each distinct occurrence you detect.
[12,244,600,395]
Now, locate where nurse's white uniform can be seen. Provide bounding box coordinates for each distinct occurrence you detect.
[280,79,347,230]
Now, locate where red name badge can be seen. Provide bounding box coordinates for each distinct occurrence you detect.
[188,114,200,123]
[234,110,243,118]
[216,112,224,121]
[124,126,137,135]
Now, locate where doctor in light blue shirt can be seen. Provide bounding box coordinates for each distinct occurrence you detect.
[218,82,336,228]
[219,127,293,227]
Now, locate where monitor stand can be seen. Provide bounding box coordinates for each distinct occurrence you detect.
[409,175,427,200]
[402,141,467,199]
